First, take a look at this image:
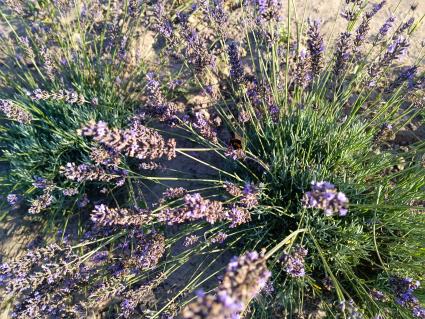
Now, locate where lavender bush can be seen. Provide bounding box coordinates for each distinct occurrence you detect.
[0,0,184,227]
[0,0,424,318]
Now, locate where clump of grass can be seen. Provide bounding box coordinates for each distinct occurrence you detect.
[0,0,424,318]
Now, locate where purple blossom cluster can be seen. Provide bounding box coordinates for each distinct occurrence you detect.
[124,232,166,269]
[368,36,409,86]
[158,192,252,227]
[333,32,352,79]
[191,112,219,143]
[281,245,308,277]
[78,193,90,208]
[307,19,324,78]
[91,204,153,228]
[179,17,216,72]
[228,41,245,83]
[246,77,262,107]
[7,193,20,206]
[0,99,32,124]
[387,65,417,92]
[28,186,55,214]
[210,231,228,244]
[145,72,178,123]
[387,37,409,56]
[292,49,311,88]
[91,251,109,264]
[87,184,257,236]
[184,234,200,247]
[377,15,396,41]
[182,250,271,318]
[394,17,415,39]
[224,144,246,161]
[183,193,226,224]
[390,277,425,318]
[18,36,35,60]
[0,243,83,318]
[139,161,164,170]
[224,182,259,214]
[29,89,86,105]
[153,2,177,46]
[252,0,283,25]
[128,0,142,18]
[32,176,50,189]
[240,76,279,121]
[339,299,364,319]
[238,110,250,123]
[241,182,260,209]
[118,283,157,319]
[160,187,188,203]
[90,145,121,167]
[227,205,252,228]
[0,227,169,318]
[224,182,243,197]
[340,10,356,22]
[371,289,385,301]
[200,0,229,29]
[303,181,349,216]
[340,4,361,22]
[354,1,386,51]
[182,290,242,319]
[80,120,176,161]
[60,162,126,184]
[40,46,56,81]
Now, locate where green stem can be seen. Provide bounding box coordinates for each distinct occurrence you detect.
[265,228,307,259]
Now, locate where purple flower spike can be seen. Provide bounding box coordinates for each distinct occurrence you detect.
[307,18,325,77]
[7,194,19,206]
[182,250,270,318]
[282,245,308,277]
[254,0,283,25]
[413,307,425,318]
[303,181,349,217]
[228,42,245,83]
[378,16,395,40]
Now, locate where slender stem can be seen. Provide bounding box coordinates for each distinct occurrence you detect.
[265,228,307,259]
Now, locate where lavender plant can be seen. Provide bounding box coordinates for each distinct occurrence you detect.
[0,0,424,318]
[135,1,425,317]
[0,0,186,228]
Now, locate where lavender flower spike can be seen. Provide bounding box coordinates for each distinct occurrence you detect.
[7,194,19,206]
[307,18,324,78]
[377,15,395,41]
[255,0,283,25]
[182,250,271,318]
[354,1,386,50]
[333,32,352,79]
[367,36,409,84]
[91,204,152,227]
[293,49,310,88]
[228,41,245,83]
[282,245,308,277]
[0,99,32,124]
[303,181,349,216]
[394,17,415,38]
[29,89,86,105]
